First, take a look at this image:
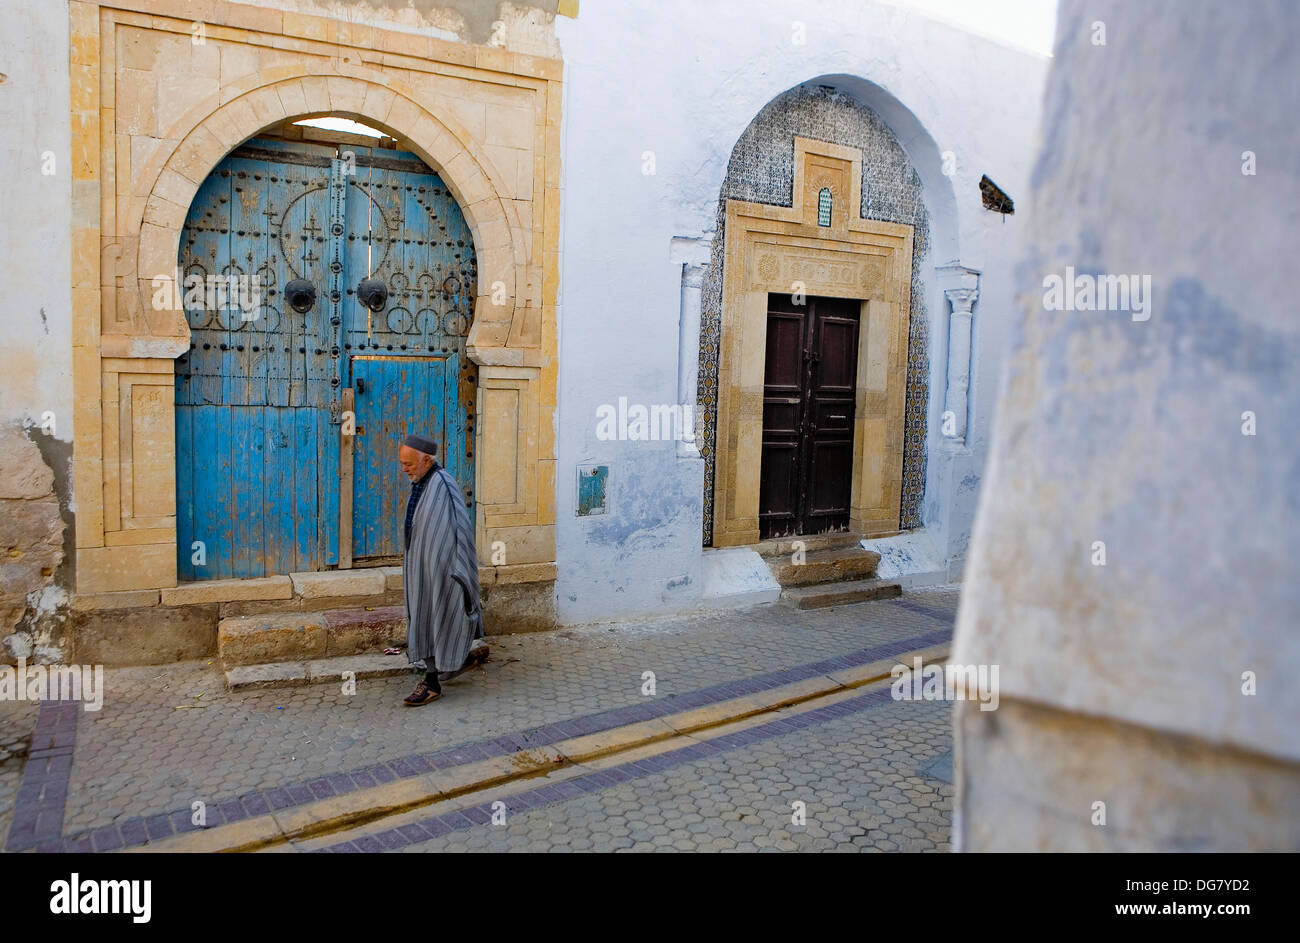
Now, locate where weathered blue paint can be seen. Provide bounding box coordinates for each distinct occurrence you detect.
[344,143,476,561]
[350,354,469,558]
[176,137,476,579]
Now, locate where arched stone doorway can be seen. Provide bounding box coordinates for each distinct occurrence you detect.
[698,83,933,547]
[71,2,560,611]
[174,129,479,580]
[699,84,930,548]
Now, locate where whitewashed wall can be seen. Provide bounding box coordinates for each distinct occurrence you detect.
[954,0,1300,849]
[0,0,73,439]
[0,0,75,650]
[553,0,1050,623]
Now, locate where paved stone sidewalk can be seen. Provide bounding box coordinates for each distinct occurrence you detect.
[1,589,957,850]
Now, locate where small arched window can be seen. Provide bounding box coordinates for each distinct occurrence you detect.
[817,187,832,226]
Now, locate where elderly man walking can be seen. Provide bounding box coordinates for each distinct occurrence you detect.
[398,433,486,706]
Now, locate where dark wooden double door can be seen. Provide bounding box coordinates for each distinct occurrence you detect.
[759,294,860,540]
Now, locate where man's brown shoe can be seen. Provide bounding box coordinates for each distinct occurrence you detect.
[403,681,441,706]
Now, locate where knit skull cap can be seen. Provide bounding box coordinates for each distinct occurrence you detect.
[402,433,438,457]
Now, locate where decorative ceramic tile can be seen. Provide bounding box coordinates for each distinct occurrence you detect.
[697,85,930,545]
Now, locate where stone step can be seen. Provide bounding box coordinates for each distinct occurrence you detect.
[225,653,417,691]
[780,578,902,609]
[224,641,491,691]
[323,605,407,655]
[755,531,863,559]
[765,546,882,587]
[217,606,405,668]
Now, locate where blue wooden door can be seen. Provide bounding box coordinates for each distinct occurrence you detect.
[344,144,476,561]
[175,137,475,578]
[350,354,465,557]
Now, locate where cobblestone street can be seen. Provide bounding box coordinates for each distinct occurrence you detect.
[2,589,958,852]
[319,678,953,853]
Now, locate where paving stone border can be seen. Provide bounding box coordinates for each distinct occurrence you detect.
[890,597,957,624]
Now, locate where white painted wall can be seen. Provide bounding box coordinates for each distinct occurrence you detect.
[0,0,73,442]
[954,0,1300,849]
[553,0,1050,623]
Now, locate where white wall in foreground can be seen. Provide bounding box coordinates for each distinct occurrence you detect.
[955,0,1300,850]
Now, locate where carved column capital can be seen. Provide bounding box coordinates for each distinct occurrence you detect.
[682,262,706,290]
[944,286,979,314]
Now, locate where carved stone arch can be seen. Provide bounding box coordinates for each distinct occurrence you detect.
[129,70,526,363]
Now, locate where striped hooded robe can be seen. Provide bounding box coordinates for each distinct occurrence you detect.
[404,462,483,672]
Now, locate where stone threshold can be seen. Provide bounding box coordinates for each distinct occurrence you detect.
[70,562,558,612]
[753,530,869,558]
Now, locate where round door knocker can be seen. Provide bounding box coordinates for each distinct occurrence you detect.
[357,277,388,312]
[284,279,316,314]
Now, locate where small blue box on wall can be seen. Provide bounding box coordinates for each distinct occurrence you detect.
[577,464,608,516]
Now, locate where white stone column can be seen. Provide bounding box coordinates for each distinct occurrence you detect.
[934,263,980,447]
[676,261,706,459]
[942,285,979,445]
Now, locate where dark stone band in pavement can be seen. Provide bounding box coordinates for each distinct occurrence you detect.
[18,622,952,853]
[5,699,82,853]
[889,597,958,626]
